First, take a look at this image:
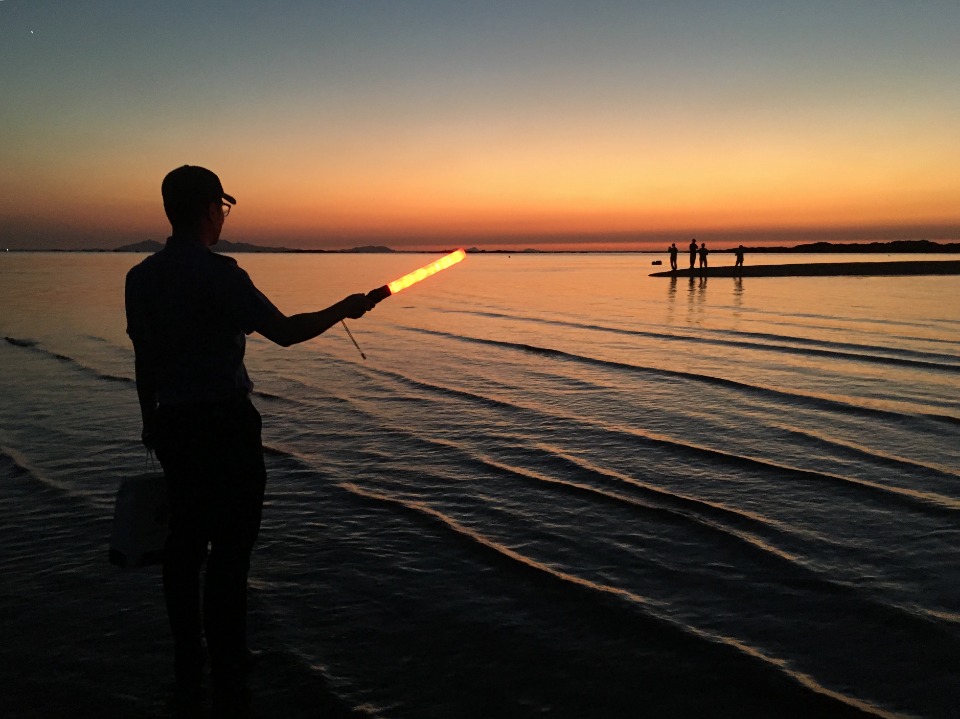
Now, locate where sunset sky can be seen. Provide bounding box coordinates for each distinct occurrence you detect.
[2,1,959,251]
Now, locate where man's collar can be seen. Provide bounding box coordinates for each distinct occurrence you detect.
[166,231,208,249]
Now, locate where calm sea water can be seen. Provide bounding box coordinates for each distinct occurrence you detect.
[1,251,958,719]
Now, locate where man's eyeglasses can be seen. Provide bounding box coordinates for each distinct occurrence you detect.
[221,203,232,218]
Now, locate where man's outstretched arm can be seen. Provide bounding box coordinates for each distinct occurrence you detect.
[256,293,374,347]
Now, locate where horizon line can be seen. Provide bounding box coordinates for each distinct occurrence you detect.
[7,238,960,255]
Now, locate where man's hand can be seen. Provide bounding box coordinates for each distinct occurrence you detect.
[342,293,375,320]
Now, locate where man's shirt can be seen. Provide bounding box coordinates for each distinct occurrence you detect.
[125,234,280,405]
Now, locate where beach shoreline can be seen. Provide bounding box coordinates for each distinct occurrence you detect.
[650,260,960,277]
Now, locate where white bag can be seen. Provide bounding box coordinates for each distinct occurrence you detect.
[109,472,169,568]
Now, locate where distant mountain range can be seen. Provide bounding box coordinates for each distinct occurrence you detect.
[113,240,396,253]
[109,239,960,254]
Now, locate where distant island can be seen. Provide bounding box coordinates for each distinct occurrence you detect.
[651,260,960,278]
[109,239,960,254]
[715,239,960,254]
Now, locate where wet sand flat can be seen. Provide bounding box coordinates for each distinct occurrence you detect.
[650,260,960,277]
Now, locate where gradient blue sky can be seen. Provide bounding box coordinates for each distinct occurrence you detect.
[2,1,959,250]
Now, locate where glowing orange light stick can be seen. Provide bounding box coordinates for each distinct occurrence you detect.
[343,249,466,361]
[366,248,466,304]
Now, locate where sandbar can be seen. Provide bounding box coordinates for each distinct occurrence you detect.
[650,260,960,278]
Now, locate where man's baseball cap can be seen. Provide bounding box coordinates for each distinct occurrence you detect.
[162,165,236,223]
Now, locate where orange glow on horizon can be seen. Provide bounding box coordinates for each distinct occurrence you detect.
[4,128,959,250]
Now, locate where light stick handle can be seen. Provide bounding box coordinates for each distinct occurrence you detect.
[366,285,392,305]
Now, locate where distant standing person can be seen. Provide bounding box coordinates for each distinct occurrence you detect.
[698,242,709,269]
[688,239,698,269]
[668,243,678,271]
[735,244,745,268]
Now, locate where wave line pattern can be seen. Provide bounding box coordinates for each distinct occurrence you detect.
[402,327,960,427]
[3,336,133,385]
[433,310,960,372]
[340,482,909,719]
[357,358,959,515]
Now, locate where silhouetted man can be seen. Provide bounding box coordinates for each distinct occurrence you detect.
[668,243,678,271]
[735,244,745,268]
[125,165,374,712]
[688,239,698,269]
[698,242,709,269]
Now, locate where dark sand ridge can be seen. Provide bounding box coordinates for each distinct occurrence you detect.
[650,260,960,278]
